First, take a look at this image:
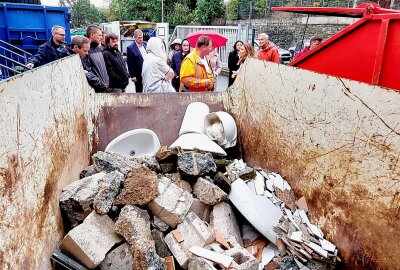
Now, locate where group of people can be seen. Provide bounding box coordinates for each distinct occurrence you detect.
[27,24,322,93]
[227,33,280,86]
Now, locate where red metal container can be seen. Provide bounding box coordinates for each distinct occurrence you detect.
[273,4,400,91]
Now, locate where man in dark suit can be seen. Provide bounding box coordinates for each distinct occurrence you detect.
[127,29,147,93]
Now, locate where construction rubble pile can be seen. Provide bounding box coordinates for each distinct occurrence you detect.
[57,147,341,270]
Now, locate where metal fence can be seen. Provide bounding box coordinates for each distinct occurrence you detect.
[0,39,31,80]
[237,0,394,19]
[170,25,253,69]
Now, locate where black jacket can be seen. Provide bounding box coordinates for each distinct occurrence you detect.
[82,56,108,92]
[88,42,109,90]
[29,38,66,67]
[102,46,129,89]
[228,50,240,86]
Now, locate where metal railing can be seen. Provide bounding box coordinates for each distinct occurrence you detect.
[0,39,32,80]
[169,25,253,69]
[236,0,394,19]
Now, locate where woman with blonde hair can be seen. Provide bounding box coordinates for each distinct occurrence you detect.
[232,43,255,80]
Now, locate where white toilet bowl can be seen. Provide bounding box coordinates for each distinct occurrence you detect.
[105,129,161,158]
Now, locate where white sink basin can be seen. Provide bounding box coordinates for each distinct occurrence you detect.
[105,129,161,158]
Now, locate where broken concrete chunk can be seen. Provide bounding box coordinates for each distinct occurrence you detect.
[193,177,228,205]
[59,211,122,269]
[212,172,232,194]
[177,151,216,177]
[189,198,212,223]
[147,176,194,228]
[92,151,141,175]
[187,256,217,270]
[133,155,161,172]
[155,146,182,162]
[166,172,192,193]
[80,165,98,179]
[159,163,176,173]
[100,243,133,270]
[189,246,233,268]
[241,224,261,245]
[115,205,165,270]
[152,229,172,258]
[60,172,106,228]
[165,212,215,269]
[113,166,159,206]
[208,237,258,270]
[210,202,243,246]
[94,171,124,215]
[152,216,169,232]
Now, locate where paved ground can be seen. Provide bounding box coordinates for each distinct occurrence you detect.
[125,75,229,93]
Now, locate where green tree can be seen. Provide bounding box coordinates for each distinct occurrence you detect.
[110,0,195,26]
[226,0,239,20]
[193,0,224,24]
[166,2,193,28]
[59,0,107,28]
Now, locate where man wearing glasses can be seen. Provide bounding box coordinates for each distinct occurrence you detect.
[27,25,67,68]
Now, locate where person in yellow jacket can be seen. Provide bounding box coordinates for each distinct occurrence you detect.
[179,35,215,92]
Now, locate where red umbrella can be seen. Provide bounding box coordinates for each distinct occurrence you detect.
[186,30,228,48]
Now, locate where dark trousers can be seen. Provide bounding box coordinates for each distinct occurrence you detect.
[135,77,143,93]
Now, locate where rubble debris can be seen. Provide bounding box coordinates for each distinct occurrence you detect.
[59,211,122,269]
[59,149,341,270]
[147,176,194,228]
[113,166,159,206]
[92,151,141,175]
[156,146,182,173]
[156,146,182,163]
[295,196,308,212]
[99,243,132,270]
[226,159,256,181]
[187,256,217,270]
[166,172,192,193]
[165,256,176,270]
[193,177,228,205]
[94,171,124,214]
[259,244,278,268]
[152,216,169,232]
[212,172,232,194]
[60,172,106,228]
[134,155,161,172]
[152,229,173,258]
[208,236,259,270]
[165,212,215,269]
[79,165,98,179]
[189,246,233,268]
[189,198,212,223]
[210,202,242,246]
[242,224,262,246]
[177,151,216,178]
[115,205,165,270]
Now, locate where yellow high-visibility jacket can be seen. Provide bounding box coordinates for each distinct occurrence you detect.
[179,48,214,92]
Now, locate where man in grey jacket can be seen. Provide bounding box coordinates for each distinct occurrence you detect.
[86,25,110,92]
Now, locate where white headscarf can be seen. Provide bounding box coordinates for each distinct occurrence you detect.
[146,37,167,63]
